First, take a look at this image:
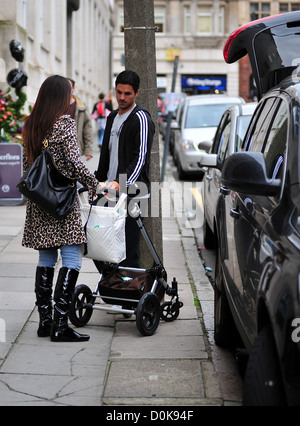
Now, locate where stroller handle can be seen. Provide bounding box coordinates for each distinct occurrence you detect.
[79,185,141,217]
[78,185,121,199]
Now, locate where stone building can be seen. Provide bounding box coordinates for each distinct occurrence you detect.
[113,0,240,97]
[113,0,300,101]
[0,0,114,109]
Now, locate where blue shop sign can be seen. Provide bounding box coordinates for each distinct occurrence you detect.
[182,76,227,91]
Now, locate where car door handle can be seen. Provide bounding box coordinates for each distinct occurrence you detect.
[230,208,240,219]
[220,186,230,196]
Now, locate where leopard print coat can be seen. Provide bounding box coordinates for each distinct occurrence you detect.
[22,115,99,250]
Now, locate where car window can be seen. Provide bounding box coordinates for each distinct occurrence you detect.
[179,102,185,127]
[218,119,231,161]
[248,97,289,205]
[211,112,229,154]
[184,103,236,129]
[254,23,300,92]
[248,99,288,179]
[244,97,279,152]
[263,100,288,179]
[235,115,252,151]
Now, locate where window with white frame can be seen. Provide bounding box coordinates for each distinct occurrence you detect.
[119,5,166,33]
[154,6,166,33]
[16,0,27,29]
[196,4,225,35]
[279,2,300,12]
[40,0,44,44]
[184,5,192,34]
[218,6,225,34]
[119,6,124,32]
[250,2,271,21]
[197,5,213,33]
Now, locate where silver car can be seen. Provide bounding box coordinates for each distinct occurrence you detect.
[173,94,245,179]
[200,102,257,248]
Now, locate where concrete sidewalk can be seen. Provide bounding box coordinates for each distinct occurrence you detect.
[0,154,243,407]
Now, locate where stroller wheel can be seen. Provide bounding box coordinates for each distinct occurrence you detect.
[69,285,95,327]
[136,292,160,336]
[160,301,180,322]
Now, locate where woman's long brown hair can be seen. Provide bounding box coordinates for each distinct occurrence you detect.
[22,75,71,165]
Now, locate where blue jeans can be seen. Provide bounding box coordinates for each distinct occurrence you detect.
[98,129,104,147]
[38,244,83,271]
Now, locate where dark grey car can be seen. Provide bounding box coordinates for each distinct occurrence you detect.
[201,11,300,406]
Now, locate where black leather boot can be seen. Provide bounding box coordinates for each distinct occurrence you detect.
[35,267,54,337]
[51,267,90,342]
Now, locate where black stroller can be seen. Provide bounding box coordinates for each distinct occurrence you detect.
[69,188,183,336]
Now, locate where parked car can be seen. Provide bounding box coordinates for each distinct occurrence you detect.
[200,11,300,406]
[201,102,257,249]
[173,94,245,179]
[169,97,186,157]
[158,92,186,140]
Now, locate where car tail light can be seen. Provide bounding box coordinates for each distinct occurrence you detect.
[223,14,283,63]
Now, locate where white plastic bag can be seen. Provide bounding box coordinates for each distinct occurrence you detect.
[79,191,127,263]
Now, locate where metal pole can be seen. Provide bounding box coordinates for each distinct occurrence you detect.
[160,55,179,182]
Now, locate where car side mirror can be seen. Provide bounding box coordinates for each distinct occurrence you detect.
[221,152,281,196]
[198,140,213,153]
[171,121,180,130]
[198,153,218,168]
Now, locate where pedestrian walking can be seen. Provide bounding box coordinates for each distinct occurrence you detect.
[22,75,101,342]
[92,92,112,149]
[95,70,155,267]
[67,78,94,161]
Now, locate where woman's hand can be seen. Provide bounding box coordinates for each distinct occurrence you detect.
[96,182,106,194]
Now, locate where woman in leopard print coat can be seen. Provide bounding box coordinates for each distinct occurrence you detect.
[22,114,98,250]
[22,75,100,343]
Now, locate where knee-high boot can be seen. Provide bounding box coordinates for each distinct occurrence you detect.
[51,267,90,342]
[35,267,54,337]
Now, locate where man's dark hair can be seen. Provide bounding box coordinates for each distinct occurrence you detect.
[115,70,140,93]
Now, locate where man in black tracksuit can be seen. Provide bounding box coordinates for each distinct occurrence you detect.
[95,70,155,267]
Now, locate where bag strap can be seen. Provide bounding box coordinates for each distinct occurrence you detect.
[114,193,127,215]
[43,138,76,180]
[83,204,93,256]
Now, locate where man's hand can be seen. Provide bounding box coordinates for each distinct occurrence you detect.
[107,180,120,192]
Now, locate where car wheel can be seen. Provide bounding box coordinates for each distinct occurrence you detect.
[243,324,286,406]
[214,247,240,348]
[203,216,215,249]
[177,160,187,180]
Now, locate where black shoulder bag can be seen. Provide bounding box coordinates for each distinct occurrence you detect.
[17,140,77,219]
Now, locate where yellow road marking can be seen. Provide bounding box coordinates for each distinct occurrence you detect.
[190,187,204,212]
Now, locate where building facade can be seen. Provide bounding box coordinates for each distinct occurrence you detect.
[0,0,114,110]
[113,0,300,101]
[113,0,240,97]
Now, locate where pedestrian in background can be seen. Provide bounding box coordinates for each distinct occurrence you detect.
[67,78,94,161]
[95,70,155,268]
[92,92,112,149]
[22,75,100,342]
